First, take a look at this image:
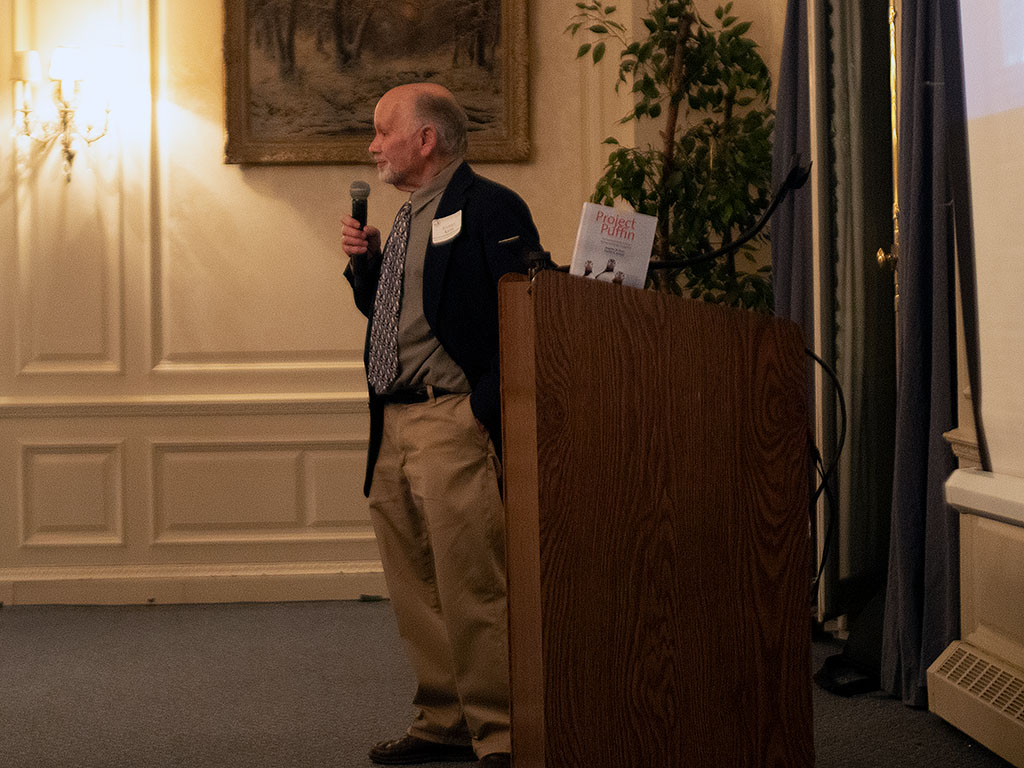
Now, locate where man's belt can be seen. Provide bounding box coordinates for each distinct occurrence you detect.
[377,386,459,405]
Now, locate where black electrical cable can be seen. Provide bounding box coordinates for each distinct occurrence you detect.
[647,159,812,271]
[805,347,847,595]
[811,454,839,593]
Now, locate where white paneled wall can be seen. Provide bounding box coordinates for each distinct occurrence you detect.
[0,0,659,604]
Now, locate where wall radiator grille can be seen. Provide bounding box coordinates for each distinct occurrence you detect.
[933,645,1024,723]
[929,642,1024,766]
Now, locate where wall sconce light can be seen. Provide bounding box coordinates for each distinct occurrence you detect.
[11,47,111,182]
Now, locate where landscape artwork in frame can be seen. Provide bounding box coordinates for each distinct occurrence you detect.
[224,0,529,164]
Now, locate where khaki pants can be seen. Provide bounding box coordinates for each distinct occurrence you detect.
[369,392,509,757]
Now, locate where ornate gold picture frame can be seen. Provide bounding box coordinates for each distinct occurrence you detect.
[224,0,529,164]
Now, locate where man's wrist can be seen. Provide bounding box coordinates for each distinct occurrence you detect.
[349,250,379,272]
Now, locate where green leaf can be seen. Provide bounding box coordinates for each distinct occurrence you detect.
[576,0,775,309]
[576,43,592,58]
[589,24,608,33]
[604,5,617,13]
[593,41,606,63]
[603,136,620,145]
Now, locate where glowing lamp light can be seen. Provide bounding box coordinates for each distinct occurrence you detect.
[10,46,113,182]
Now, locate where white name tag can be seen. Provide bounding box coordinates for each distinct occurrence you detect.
[432,210,463,245]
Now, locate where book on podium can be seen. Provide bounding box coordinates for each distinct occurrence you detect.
[568,202,656,289]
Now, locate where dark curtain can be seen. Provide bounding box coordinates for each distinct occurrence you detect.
[880,0,990,707]
[830,0,897,595]
[771,0,813,344]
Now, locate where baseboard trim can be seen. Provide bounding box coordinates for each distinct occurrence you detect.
[0,561,387,606]
[0,393,369,419]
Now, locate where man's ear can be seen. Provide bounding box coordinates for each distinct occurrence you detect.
[419,124,438,157]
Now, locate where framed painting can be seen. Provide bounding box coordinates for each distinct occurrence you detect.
[224,0,529,164]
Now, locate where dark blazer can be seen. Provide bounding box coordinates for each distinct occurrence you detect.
[345,161,542,496]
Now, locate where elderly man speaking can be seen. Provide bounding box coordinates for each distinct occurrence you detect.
[340,83,542,768]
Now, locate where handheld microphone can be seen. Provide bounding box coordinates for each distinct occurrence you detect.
[350,180,370,228]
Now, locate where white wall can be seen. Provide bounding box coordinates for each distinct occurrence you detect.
[0,0,783,604]
[960,0,1024,478]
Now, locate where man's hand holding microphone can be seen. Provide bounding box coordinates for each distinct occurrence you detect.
[341,180,380,266]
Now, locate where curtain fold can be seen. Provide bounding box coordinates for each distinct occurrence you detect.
[830,0,897,596]
[880,0,987,707]
[771,0,813,342]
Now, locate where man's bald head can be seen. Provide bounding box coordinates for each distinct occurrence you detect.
[380,83,468,160]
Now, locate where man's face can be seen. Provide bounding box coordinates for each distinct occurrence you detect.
[369,93,426,190]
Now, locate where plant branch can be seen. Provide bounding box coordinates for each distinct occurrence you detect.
[656,11,694,261]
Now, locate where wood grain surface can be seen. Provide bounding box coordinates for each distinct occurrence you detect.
[499,271,813,768]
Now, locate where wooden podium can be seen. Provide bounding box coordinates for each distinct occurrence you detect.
[498,271,813,768]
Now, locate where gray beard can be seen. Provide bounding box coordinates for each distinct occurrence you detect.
[376,164,402,186]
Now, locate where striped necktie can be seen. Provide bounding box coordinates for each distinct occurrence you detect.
[367,201,413,393]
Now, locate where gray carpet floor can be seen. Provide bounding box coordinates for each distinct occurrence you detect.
[0,601,1013,767]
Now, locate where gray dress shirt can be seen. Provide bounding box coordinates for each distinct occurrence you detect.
[389,157,470,394]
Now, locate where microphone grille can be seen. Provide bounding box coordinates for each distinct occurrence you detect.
[350,180,371,200]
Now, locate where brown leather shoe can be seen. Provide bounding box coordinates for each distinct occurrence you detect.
[476,753,511,768]
[368,734,477,765]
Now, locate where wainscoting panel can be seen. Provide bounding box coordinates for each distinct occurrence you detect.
[0,403,383,605]
[303,446,373,528]
[11,0,127,377]
[20,441,125,547]
[15,175,125,376]
[151,439,370,544]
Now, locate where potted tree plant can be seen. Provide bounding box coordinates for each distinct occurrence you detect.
[568,0,775,311]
